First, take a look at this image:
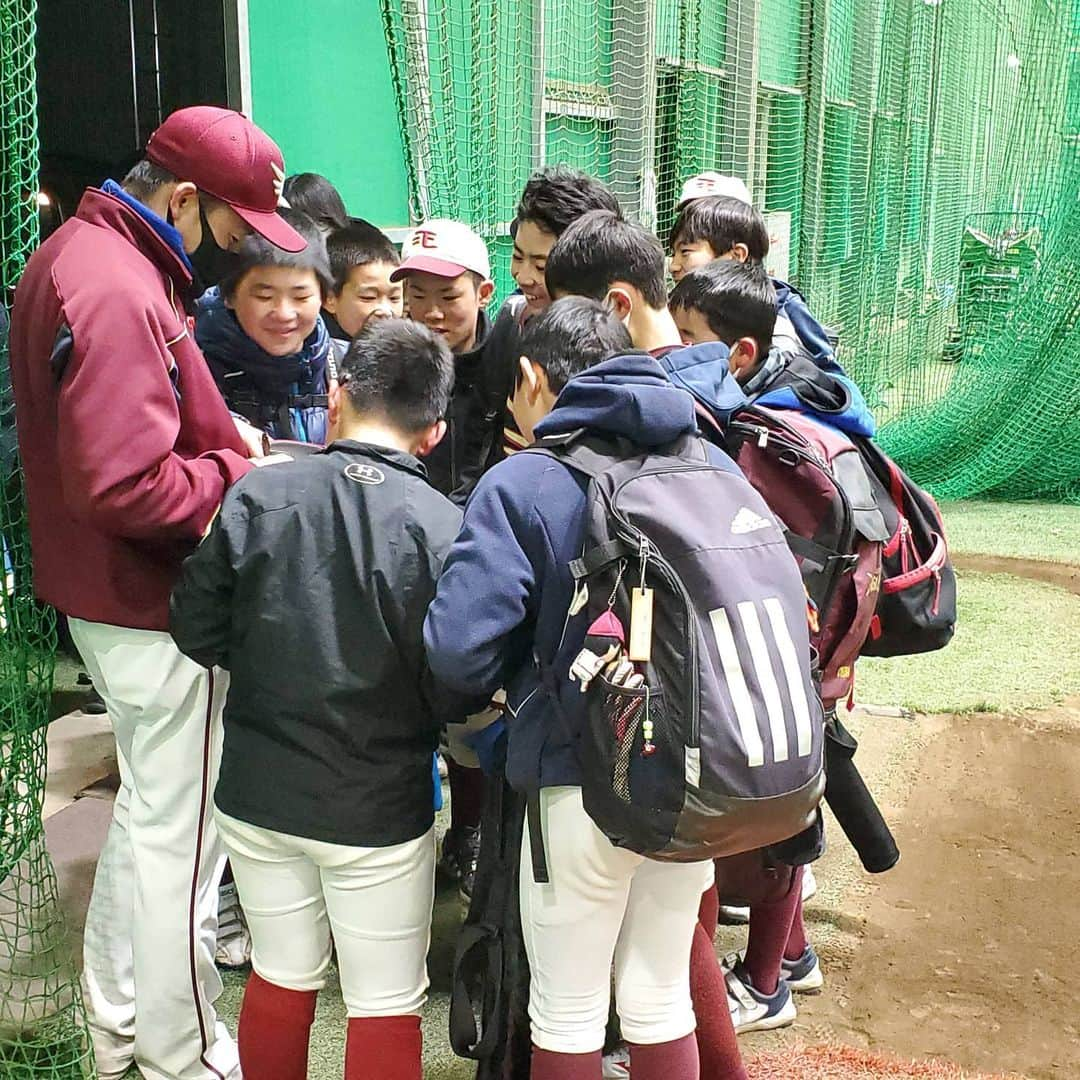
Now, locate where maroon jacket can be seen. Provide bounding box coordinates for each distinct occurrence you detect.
[9,187,252,630]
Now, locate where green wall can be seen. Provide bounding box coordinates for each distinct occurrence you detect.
[247,0,412,229]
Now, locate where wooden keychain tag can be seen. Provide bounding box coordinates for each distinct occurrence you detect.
[628,587,654,662]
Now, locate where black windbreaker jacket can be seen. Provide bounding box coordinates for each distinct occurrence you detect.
[169,440,467,847]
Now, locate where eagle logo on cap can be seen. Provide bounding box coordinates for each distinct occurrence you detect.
[271,161,289,208]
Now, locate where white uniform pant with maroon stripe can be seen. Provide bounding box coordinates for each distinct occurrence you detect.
[68,619,238,1080]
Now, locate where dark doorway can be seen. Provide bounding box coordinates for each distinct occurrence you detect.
[35,0,236,232]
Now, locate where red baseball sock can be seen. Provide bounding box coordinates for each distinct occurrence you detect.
[629,1033,700,1079]
[744,866,802,995]
[237,972,317,1080]
[345,1015,422,1080]
[698,878,720,941]
[447,758,485,832]
[530,1046,601,1078]
[690,923,749,1080]
[784,892,809,961]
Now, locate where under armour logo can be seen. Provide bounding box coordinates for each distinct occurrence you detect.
[344,463,385,486]
[731,507,773,534]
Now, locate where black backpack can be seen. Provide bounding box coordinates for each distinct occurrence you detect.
[853,439,957,657]
[529,430,825,861]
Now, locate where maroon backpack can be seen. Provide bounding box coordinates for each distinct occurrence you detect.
[852,439,956,657]
[704,404,891,710]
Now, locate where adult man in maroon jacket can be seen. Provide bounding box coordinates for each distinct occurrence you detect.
[9,107,305,1080]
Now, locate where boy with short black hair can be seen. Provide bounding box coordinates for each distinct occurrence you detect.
[196,209,335,443]
[668,195,770,283]
[667,189,841,373]
[425,297,733,1079]
[669,258,777,371]
[170,318,464,1080]
[510,167,622,319]
[544,209,685,357]
[390,218,502,898]
[669,260,874,437]
[323,219,403,345]
[493,167,622,456]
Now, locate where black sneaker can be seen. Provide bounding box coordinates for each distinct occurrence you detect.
[84,686,107,715]
[438,825,481,902]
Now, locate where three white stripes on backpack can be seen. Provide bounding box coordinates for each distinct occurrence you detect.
[709,600,814,767]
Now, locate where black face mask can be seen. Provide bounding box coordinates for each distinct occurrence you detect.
[187,202,243,292]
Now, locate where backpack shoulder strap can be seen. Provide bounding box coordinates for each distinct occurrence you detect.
[520,430,621,481]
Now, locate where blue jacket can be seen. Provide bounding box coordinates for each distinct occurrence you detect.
[773,279,844,376]
[657,341,876,439]
[195,287,332,444]
[423,351,744,792]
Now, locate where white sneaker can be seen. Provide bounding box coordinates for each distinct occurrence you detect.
[726,960,797,1034]
[216,881,252,968]
[718,901,750,923]
[602,1046,631,1078]
[781,944,824,992]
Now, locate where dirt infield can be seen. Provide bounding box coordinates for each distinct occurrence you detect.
[737,700,1080,1080]
[951,553,1080,595]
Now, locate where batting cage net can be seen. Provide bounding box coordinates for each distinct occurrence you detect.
[382,0,1080,502]
[1,0,96,1075]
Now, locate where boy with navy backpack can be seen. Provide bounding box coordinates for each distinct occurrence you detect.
[541,208,831,1058]
[425,297,822,1080]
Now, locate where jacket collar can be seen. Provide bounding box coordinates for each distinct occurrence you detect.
[322,439,428,480]
[75,187,195,299]
[100,180,192,270]
[454,309,494,373]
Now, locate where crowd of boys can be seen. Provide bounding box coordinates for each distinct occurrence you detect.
[9,106,859,1080]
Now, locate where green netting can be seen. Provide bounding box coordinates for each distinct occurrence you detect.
[1,0,96,1075]
[381,0,1080,503]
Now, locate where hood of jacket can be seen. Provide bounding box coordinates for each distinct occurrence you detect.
[535,351,700,446]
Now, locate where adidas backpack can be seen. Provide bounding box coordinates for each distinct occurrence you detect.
[529,430,825,862]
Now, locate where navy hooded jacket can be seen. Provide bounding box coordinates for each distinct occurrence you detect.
[423,351,744,792]
[657,340,876,439]
[773,279,844,376]
[195,287,332,444]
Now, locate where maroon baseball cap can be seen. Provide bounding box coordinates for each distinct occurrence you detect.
[146,106,306,253]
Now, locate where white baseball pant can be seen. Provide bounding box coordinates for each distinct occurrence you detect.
[520,785,713,1054]
[68,618,238,1080]
[214,812,435,1017]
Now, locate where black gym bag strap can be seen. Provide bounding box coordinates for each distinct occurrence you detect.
[526,792,549,884]
[784,530,856,573]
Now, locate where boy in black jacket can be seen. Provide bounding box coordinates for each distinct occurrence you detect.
[170,320,464,1080]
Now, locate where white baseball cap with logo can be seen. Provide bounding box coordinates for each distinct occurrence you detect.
[677,172,753,209]
[391,219,492,281]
